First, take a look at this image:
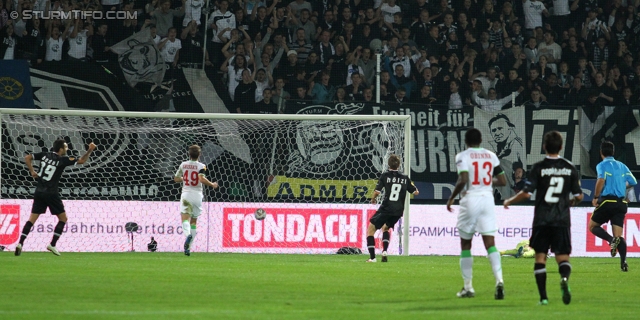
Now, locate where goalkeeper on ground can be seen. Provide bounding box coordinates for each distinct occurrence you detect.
[500,240,535,258]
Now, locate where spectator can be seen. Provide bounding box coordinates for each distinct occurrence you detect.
[92,22,111,63]
[345,73,365,100]
[565,76,589,106]
[333,87,348,103]
[151,0,186,38]
[412,85,438,104]
[472,86,524,112]
[522,0,549,38]
[447,79,464,109]
[523,87,549,108]
[538,30,562,73]
[290,27,313,64]
[235,68,257,113]
[254,88,279,114]
[309,72,335,103]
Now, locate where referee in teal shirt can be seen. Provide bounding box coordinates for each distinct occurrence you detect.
[589,141,637,272]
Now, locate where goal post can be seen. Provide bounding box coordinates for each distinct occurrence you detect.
[0,108,412,255]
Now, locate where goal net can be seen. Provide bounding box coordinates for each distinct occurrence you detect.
[0,109,411,255]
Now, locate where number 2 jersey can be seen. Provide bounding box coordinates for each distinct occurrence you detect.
[374,170,417,216]
[522,156,582,227]
[32,152,78,194]
[455,147,503,196]
[174,161,208,196]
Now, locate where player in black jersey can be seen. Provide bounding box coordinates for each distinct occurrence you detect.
[504,131,583,306]
[15,139,97,256]
[367,154,419,263]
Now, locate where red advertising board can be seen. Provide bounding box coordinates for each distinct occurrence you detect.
[222,207,362,248]
[0,205,20,245]
[586,213,640,253]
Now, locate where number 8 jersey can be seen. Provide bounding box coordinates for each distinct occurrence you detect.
[456,147,502,196]
[175,160,208,195]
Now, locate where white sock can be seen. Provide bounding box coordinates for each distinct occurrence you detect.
[460,257,473,290]
[182,220,190,237]
[488,249,503,284]
[190,226,197,247]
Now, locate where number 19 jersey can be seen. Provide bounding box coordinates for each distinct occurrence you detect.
[175,161,208,195]
[455,148,502,196]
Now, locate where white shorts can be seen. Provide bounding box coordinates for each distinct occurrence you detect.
[179,193,203,218]
[457,193,497,239]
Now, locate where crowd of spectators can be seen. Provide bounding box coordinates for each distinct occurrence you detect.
[3,0,640,114]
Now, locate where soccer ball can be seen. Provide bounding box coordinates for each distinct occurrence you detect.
[254,208,266,220]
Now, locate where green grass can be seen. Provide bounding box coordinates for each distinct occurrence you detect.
[0,253,637,319]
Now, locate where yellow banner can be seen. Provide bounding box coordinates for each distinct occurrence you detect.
[267,176,378,199]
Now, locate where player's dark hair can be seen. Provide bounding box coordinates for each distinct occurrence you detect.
[601,141,615,157]
[543,131,563,154]
[465,128,482,146]
[388,154,401,170]
[188,145,201,160]
[52,139,66,153]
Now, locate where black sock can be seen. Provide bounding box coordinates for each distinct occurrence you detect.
[534,263,548,301]
[558,261,572,280]
[618,237,628,265]
[50,221,66,247]
[19,221,34,245]
[382,231,390,252]
[367,236,375,259]
[591,226,613,243]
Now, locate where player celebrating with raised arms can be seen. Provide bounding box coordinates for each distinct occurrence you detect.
[16,139,97,256]
[174,145,218,256]
[504,131,583,306]
[367,154,418,263]
[447,128,507,299]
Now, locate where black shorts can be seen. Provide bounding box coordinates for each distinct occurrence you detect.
[591,198,628,227]
[31,192,66,215]
[369,211,402,230]
[530,226,572,255]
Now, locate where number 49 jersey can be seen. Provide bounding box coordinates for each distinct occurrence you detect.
[175,161,208,195]
[522,157,582,227]
[375,170,417,216]
[456,148,502,196]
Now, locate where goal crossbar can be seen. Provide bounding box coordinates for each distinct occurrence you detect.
[0,108,413,255]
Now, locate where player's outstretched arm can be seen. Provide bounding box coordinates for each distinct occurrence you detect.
[24,154,38,178]
[199,175,219,189]
[371,190,381,204]
[503,191,531,208]
[77,143,97,164]
[447,172,468,212]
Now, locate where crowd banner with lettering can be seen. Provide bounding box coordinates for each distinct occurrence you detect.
[475,107,526,200]
[285,101,475,186]
[578,106,640,177]
[522,106,581,174]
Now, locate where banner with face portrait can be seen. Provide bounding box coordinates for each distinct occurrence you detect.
[475,107,527,200]
[110,28,165,88]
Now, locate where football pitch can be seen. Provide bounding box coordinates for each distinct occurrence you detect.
[0,253,637,319]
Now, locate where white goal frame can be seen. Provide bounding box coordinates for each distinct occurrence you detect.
[0,108,412,255]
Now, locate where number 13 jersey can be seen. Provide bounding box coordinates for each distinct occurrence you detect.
[456,148,502,196]
[175,161,208,196]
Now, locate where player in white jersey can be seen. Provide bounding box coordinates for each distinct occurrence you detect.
[174,145,218,256]
[447,128,507,299]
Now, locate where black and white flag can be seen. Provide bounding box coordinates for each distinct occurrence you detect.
[110,28,165,88]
